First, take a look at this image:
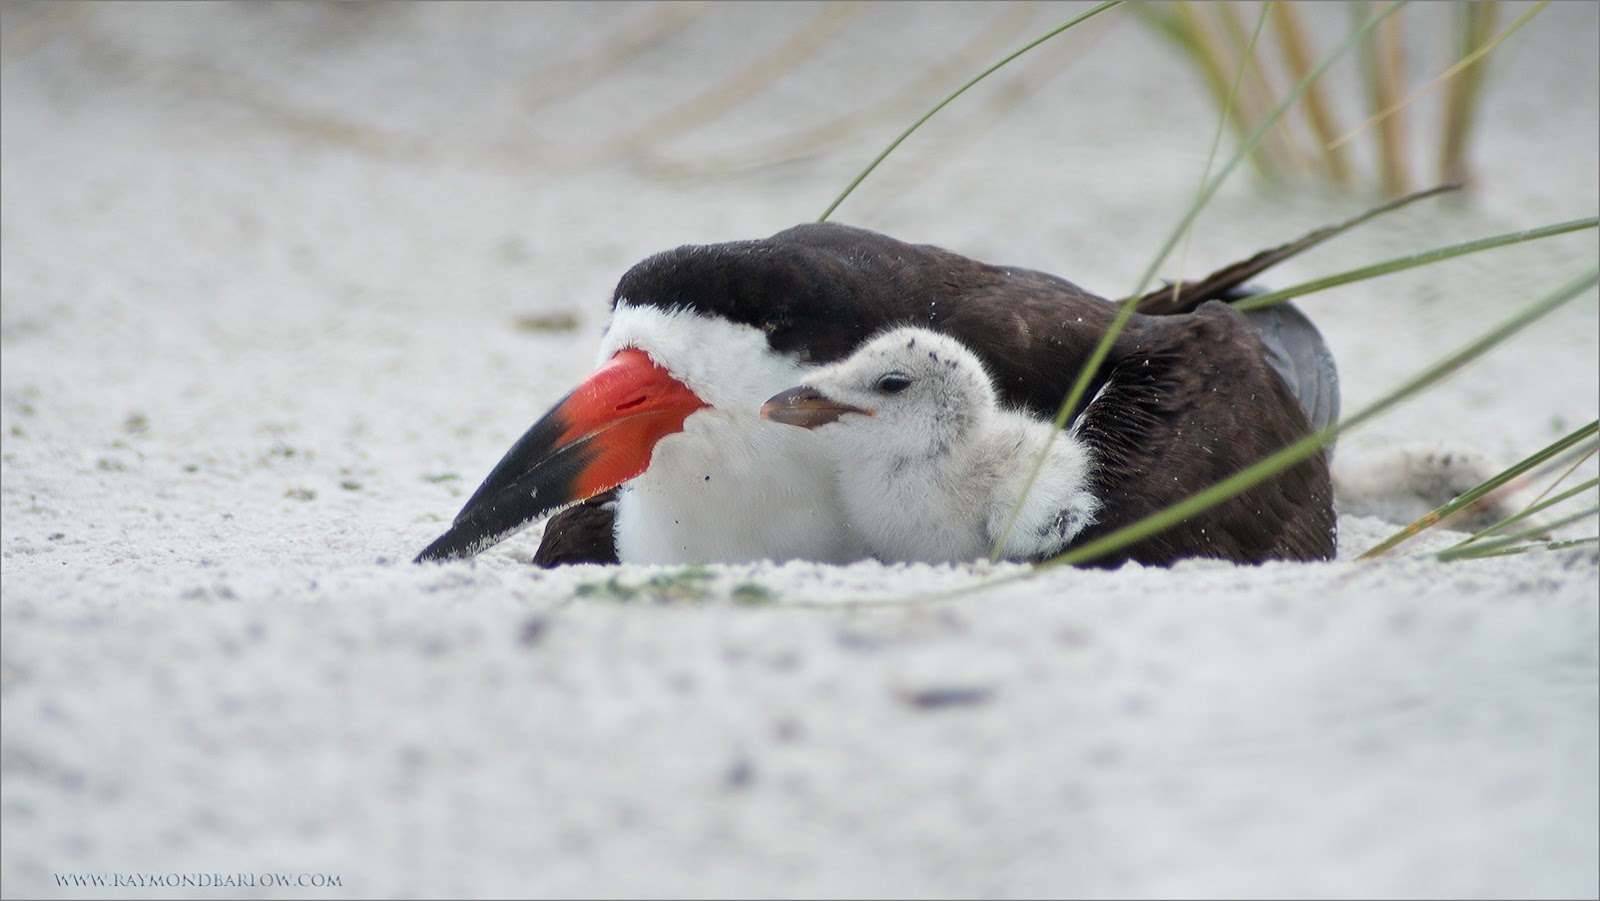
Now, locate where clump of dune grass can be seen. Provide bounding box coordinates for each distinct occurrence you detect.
[1132,1,1541,198]
[818,0,1597,582]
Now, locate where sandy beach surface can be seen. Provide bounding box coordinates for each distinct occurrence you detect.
[2,2,1596,898]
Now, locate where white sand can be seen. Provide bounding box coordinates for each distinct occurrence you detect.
[2,2,1596,898]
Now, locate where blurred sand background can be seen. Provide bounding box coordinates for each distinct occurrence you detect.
[2,2,1597,898]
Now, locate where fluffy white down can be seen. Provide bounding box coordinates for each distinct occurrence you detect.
[798,327,1099,563]
[597,302,870,564]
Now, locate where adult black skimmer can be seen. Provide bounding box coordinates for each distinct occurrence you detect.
[414,221,1337,568]
[761,326,1101,563]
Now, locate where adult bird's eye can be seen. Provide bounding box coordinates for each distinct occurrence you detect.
[875,373,912,394]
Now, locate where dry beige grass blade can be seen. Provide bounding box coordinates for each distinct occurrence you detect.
[114,4,863,171]
[1329,2,1537,174]
[1211,0,1311,172]
[1137,2,1281,180]
[559,1,867,165]
[640,1,1059,177]
[1141,3,1534,197]
[1362,8,1413,197]
[0,0,91,62]
[1124,184,1459,314]
[1441,1,1501,184]
[518,2,713,110]
[1176,2,1276,178]
[1272,2,1351,183]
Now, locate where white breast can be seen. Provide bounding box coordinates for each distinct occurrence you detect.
[600,303,871,564]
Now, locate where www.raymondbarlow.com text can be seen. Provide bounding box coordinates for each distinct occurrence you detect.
[55,872,342,889]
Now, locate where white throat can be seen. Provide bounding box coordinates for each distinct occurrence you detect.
[597,302,870,564]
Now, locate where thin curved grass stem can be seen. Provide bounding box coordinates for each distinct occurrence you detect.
[992,2,1406,561]
[1047,266,1597,570]
[1054,2,1405,436]
[1360,417,1600,560]
[1442,474,1600,554]
[1440,506,1600,561]
[817,0,1121,223]
[1231,217,1600,311]
[1330,1,1543,152]
[990,2,1274,563]
[1461,536,1599,559]
[1506,443,1600,526]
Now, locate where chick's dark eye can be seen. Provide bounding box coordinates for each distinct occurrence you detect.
[875,373,912,394]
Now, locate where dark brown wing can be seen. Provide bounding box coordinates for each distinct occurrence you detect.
[1069,300,1335,565]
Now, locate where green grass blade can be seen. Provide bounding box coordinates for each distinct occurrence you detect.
[1231,216,1600,311]
[1440,505,1600,561]
[1473,498,1599,547]
[991,2,1273,562]
[817,0,1121,223]
[991,2,1405,560]
[1442,439,1598,549]
[1360,418,1600,560]
[1192,2,1272,191]
[1515,439,1600,512]
[1045,265,1598,569]
[1168,2,1275,293]
[1124,184,1459,312]
[1447,536,1598,560]
[1215,0,1300,174]
[1136,1,1406,301]
[1147,2,1280,179]
[1441,474,1600,555]
[1065,0,1406,413]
